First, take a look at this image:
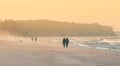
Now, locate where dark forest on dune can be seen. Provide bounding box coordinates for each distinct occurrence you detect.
[0,19,116,37]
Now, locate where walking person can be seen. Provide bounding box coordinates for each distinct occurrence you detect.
[65,37,69,48]
[62,38,66,48]
[35,37,37,42]
[31,37,33,41]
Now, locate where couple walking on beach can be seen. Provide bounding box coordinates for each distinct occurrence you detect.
[31,37,37,41]
[62,37,69,48]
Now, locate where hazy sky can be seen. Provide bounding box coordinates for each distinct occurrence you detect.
[0,0,120,31]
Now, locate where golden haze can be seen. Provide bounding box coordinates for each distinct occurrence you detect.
[0,0,120,31]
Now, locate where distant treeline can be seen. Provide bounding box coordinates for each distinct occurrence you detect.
[0,19,116,37]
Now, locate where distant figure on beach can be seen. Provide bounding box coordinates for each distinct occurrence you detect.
[62,37,69,48]
[35,37,37,42]
[66,37,69,48]
[31,37,33,41]
[62,38,66,48]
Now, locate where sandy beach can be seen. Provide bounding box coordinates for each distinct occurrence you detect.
[0,37,120,66]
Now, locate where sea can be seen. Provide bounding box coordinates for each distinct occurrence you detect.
[50,36,120,53]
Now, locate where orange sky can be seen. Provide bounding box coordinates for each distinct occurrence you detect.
[0,0,120,31]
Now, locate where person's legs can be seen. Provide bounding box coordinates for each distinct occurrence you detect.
[66,43,68,48]
[63,43,65,48]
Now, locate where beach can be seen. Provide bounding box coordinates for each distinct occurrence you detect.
[0,37,120,66]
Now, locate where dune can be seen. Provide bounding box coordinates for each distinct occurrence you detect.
[0,37,120,66]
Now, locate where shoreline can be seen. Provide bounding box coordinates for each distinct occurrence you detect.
[0,39,120,66]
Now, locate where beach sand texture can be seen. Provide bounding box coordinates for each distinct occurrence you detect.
[0,37,120,66]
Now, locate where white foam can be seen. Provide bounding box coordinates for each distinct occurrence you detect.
[95,47,109,50]
[78,44,89,48]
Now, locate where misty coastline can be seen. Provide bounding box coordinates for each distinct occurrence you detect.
[0,19,116,37]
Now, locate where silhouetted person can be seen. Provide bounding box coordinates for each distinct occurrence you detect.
[62,38,66,48]
[31,37,33,41]
[35,37,37,42]
[65,37,69,48]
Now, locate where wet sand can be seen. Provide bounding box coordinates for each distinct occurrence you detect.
[0,38,120,66]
